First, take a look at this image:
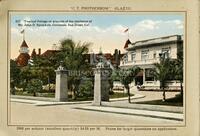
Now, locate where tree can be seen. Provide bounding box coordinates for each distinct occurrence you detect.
[119,66,140,103]
[153,56,172,101]
[18,66,32,92]
[78,79,93,98]
[25,79,43,96]
[57,38,92,100]
[111,68,121,81]
[30,56,56,90]
[10,59,21,94]
[175,43,183,96]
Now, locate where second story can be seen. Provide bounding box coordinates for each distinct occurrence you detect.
[120,35,183,67]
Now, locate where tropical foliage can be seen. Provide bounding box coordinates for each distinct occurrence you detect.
[153,46,183,101]
[118,66,140,103]
[78,79,93,98]
[57,38,93,100]
[10,38,93,99]
[25,79,43,96]
[10,59,21,94]
[153,57,172,101]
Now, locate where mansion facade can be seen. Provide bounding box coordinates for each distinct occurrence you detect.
[120,35,183,90]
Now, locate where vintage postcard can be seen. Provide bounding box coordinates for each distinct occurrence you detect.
[0,0,199,136]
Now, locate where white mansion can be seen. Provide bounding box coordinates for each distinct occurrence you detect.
[120,35,183,90]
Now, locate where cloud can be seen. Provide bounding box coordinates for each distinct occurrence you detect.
[172,20,183,29]
[133,20,160,31]
[131,19,183,32]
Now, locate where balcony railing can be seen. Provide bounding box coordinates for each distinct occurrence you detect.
[120,58,160,66]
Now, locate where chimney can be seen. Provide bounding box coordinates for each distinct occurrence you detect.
[38,48,41,55]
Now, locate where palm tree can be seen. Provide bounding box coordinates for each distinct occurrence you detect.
[153,57,171,101]
[58,38,92,100]
[119,66,140,103]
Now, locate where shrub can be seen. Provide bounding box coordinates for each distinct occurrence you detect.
[42,84,55,92]
[25,79,43,96]
[78,80,93,98]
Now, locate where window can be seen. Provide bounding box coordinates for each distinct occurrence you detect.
[124,54,128,63]
[145,68,154,81]
[131,51,136,61]
[161,47,170,58]
[141,49,149,60]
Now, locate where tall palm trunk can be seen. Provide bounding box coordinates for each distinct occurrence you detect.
[160,81,166,101]
[162,89,166,101]
[126,85,131,103]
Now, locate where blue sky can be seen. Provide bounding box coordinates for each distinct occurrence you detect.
[11,13,184,59]
[11,14,184,28]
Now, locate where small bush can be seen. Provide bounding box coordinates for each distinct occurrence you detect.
[78,80,93,98]
[42,84,55,92]
[109,90,114,95]
[25,79,43,96]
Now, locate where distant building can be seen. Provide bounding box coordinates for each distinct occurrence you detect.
[16,43,123,69]
[85,49,123,69]
[40,49,60,58]
[31,48,41,58]
[16,40,30,67]
[120,35,183,90]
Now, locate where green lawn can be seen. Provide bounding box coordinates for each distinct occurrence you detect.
[134,94,183,107]
[13,91,133,101]
[14,91,55,98]
[109,92,134,99]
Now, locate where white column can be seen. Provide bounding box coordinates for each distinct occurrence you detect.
[143,68,146,85]
[55,68,68,102]
[93,69,101,106]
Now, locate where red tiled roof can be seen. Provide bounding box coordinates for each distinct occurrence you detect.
[20,40,29,48]
[17,53,30,67]
[124,39,131,49]
[103,53,112,60]
[41,50,60,57]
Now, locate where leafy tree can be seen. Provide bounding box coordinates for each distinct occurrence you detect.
[29,56,56,91]
[119,66,140,103]
[25,79,43,96]
[111,68,121,81]
[18,66,32,91]
[110,68,121,94]
[175,43,183,96]
[57,38,92,100]
[10,59,21,94]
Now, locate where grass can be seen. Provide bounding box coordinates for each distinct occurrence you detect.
[134,94,183,107]
[109,92,134,99]
[14,91,55,98]
[13,91,133,101]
